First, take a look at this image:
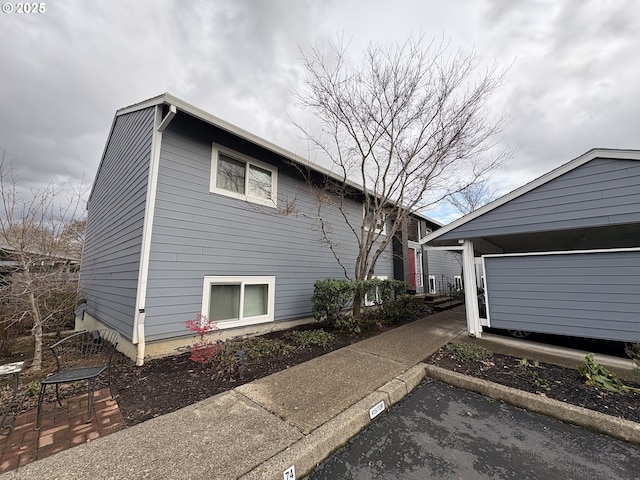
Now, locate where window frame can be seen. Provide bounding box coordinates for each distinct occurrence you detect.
[364,275,388,307]
[428,275,436,294]
[201,275,276,329]
[363,204,386,235]
[210,145,278,208]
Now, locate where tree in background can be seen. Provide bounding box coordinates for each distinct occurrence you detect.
[296,36,509,313]
[447,179,500,216]
[0,155,85,371]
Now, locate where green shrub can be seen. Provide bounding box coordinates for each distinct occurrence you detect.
[445,342,491,362]
[312,279,354,323]
[311,278,409,326]
[283,329,336,349]
[220,337,298,364]
[357,278,407,306]
[381,294,431,324]
[333,314,362,334]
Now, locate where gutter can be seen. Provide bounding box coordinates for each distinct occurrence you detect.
[134,104,176,366]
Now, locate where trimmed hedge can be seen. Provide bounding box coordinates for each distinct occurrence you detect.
[311,278,407,324]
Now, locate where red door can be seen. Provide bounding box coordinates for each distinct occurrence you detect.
[408,248,416,290]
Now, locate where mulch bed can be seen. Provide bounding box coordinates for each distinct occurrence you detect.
[110,330,363,426]
[427,347,640,424]
[0,324,388,427]
[3,317,640,429]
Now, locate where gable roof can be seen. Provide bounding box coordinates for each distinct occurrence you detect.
[421,148,640,244]
[99,92,440,226]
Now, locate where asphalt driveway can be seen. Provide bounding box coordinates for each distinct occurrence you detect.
[309,379,640,479]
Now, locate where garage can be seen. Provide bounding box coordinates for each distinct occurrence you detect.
[483,249,640,342]
[422,149,640,342]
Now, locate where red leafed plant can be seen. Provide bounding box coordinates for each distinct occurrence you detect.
[184,313,220,365]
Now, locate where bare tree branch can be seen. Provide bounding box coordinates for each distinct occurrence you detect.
[0,155,86,371]
[447,179,501,215]
[293,35,509,313]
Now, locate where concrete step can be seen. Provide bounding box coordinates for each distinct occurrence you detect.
[422,295,464,311]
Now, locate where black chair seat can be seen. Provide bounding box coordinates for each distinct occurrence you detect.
[41,366,107,385]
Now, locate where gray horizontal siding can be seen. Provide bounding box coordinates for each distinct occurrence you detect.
[143,118,393,342]
[440,158,640,239]
[79,107,155,340]
[424,250,462,288]
[485,250,640,342]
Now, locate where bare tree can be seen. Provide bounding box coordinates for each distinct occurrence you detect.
[0,155,85,371]
[296,36,509,312]
[447,179,500,215]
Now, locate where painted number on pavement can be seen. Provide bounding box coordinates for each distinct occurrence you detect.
[283,465,295,480]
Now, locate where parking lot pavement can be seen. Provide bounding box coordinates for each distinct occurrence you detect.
[309,379,640,480]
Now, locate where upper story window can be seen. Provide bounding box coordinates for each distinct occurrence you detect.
[363,205,386,235]
[210,145,277,207]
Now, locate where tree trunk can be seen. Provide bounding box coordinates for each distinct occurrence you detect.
[28,290,43,372]
[352,291,363,317]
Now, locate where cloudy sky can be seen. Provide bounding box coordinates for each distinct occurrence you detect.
[1,0,638,223]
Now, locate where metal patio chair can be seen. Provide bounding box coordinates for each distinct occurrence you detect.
[35,329,120,430]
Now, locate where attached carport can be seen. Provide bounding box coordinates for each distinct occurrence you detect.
[421,148,640,343]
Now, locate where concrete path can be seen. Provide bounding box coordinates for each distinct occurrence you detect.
[0,308,467,480]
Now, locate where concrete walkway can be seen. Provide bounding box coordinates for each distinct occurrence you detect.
[0,308,467,480]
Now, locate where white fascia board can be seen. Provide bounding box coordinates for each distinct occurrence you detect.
[115,93,167,116]
[420,148,640,245]
[482,246,640,259]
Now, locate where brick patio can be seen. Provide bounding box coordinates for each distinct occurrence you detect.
[0,388,126,473]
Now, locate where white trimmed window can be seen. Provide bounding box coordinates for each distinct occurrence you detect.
[210,146,277,207]
[428,275,436,294]
[364,275,388,306]
[202,276,275,329]
[363,205,386,235]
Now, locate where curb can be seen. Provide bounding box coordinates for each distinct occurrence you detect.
[240,364,427,480]
[425,364,640,445]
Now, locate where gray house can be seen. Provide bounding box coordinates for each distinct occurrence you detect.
[78,93,448,364]
[423,149,640,343]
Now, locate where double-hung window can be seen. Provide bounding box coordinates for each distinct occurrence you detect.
[210,146,277,207]
[363,205,386,235]
[202,276,276,329]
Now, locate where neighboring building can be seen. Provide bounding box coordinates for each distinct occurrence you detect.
[79,94,455,364]
[423,149,640,343]
[0,244,79,295]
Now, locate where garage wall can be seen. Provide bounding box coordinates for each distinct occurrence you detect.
[483,249,640,343]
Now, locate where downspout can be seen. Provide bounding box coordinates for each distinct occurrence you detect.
[134,104,176,366]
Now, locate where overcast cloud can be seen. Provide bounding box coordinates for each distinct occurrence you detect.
[1,0,638,223]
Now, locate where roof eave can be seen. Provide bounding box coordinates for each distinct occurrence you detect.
[421,148,640,244]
